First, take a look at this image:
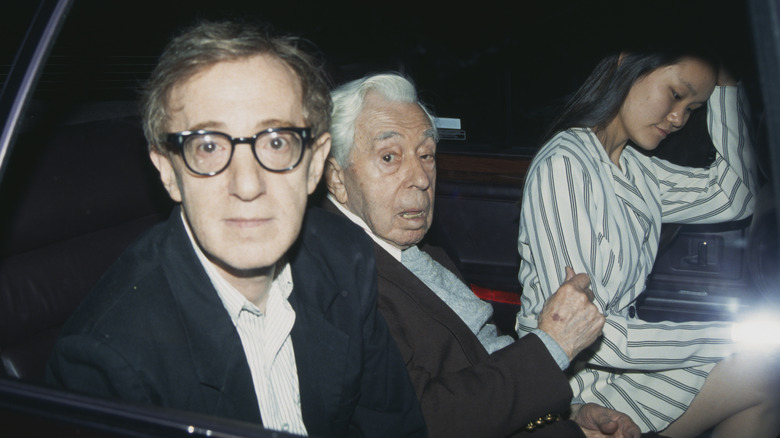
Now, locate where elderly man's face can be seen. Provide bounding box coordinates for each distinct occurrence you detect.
[150,54,329,288]
[330,92,436,249]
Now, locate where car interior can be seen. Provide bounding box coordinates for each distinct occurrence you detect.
[1,0,779,436]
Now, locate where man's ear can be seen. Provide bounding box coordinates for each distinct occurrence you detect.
[306,133,331,195]
[324,156,349,205]
[149,148,182,203]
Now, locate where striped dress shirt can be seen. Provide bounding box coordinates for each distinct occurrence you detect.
[184,215,308,436]
[516,85,757,432]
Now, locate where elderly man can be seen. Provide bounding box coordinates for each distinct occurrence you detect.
[45,23,425,438]
[323,73,653,438]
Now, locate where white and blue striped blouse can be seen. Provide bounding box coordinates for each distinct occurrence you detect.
[516,85,757,432]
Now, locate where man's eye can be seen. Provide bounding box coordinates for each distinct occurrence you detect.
[269,137,288,151]
[196,141,222,154]
[672,90,681,100]
[382,154,394,163]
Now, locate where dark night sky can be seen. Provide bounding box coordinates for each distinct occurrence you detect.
[3,0,755,151]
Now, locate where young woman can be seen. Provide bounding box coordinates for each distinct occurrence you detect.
[516,49,779,437]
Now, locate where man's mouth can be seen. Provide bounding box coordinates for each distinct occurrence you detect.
[401,211,425,219]
[225,218,270,228]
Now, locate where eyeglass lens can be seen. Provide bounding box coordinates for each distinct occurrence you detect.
[183,130,304,174]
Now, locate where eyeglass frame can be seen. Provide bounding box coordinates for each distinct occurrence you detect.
[164,127,313,176]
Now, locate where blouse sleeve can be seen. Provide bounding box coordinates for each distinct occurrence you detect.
[650,85,758,223]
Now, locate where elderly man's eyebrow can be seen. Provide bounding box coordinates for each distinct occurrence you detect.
[374,128,437,143]
[374,130,401,142]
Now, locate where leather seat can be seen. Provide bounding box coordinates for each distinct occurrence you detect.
[0,112,172,381]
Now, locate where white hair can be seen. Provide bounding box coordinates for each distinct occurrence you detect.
[330,73,438,167]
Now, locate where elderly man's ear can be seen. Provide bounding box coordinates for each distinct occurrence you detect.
[306,133,332,195]
[324,157,349,204]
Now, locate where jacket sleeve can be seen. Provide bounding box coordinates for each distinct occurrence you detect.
[45,334,153,403]
[382,295,584,438]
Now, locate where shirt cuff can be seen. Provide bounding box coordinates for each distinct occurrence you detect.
[532,328,570,370]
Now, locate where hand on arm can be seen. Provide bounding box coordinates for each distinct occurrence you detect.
[537,267,605,361]
[570,403,641,438]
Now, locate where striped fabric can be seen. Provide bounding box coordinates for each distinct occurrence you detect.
[231,275,307,437]
[516,85,757,432]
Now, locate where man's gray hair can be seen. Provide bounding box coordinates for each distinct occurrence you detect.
[330,73,437,167]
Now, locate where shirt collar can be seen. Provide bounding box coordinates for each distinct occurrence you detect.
[180,211,294,322]
[578,127,630,172]
[327,194,403,261]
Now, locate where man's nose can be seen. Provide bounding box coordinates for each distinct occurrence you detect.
[228,144,266,201]
[406,157,432,191]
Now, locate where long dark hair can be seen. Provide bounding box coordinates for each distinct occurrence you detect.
[542,47,719,145]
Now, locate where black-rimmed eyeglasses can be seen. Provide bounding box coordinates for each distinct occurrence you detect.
[164,127,312,176]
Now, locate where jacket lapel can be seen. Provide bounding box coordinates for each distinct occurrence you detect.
[373,242,490,364]
[286,231,350,435]
[159,209,262,423]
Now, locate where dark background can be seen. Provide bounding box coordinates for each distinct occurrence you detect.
[2,0,755,153]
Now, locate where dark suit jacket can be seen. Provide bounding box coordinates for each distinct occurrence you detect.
[323,198,582,437]
[373,243,584,438]
[45,207,426,438]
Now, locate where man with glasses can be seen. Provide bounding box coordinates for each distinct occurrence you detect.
[46,21,425,438]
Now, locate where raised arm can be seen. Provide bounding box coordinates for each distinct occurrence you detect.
[651,85,757,223]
